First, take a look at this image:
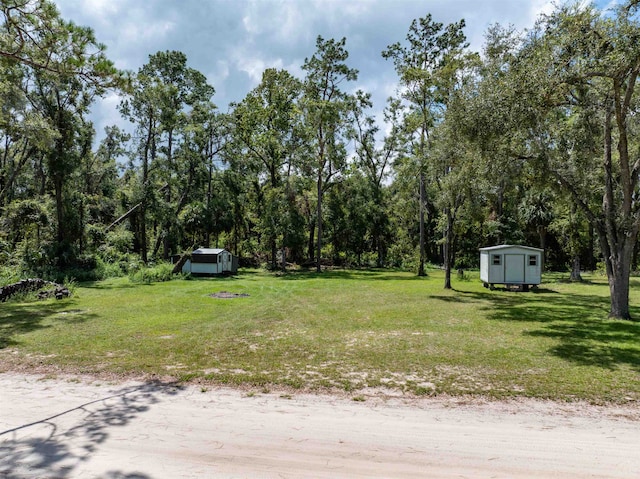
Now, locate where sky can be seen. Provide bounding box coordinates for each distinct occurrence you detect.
[50,0,621,141]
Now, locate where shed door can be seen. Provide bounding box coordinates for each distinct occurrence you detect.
[504,254,525,283]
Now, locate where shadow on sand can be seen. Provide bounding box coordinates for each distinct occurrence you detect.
[0,379,184,478]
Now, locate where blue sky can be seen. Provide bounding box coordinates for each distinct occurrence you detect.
[51,0,621,140]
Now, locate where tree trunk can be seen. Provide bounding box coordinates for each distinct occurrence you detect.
[79,195,84,254]
[163,129,174,261]
[0,142,32,207]
[205,161,214,248]
[588,222,596,271]
[538,226,546,272]
[37,155,46,196]
[377,239,384,268]
[106,201,142,231]
[496,181,504,244]
[316,171,323,273]
[52,119,67,251]
[139,115,154,264]
[418,173,426,276]
[569,254,582,282]
[271,238,278,270]
[152,232,163,258]
[307,220,315,263]
[281,244,287,272]
[443,208,454,289]
[600,105,635,319]
[53,172,65,247]
[172,252,190,274]
[605,250,632,319]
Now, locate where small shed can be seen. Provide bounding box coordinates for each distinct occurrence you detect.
[479,245,542,291]
[178,248,238,276]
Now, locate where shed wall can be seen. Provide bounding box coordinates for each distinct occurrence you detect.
[525,254,541,284]
[489,257,505,283]
[479,246,542,286]
[480,251,489,283]
[181,251,238,275]
[182,259,223,275]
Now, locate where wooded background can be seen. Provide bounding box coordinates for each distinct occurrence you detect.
[2,0,640,318]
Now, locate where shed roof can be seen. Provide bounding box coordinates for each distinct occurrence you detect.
[192,248,226,255]
[479,244,543,253]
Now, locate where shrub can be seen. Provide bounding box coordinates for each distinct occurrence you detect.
[95,257,127,279]
[129,262,174,284]
[0,265,20,287]
[0,238,10,264]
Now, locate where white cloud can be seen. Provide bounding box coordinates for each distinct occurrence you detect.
[235,53,284,84]
[242,0,309,42]
[120,18,176,45]
[80,0,121,18]
[601,0,621,9]
[92,91,124,137]
[48,0,626,145]
[211,60,230,83]
[529,0,556,20]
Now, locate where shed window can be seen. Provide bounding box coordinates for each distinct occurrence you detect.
[492,254,501,266]
[528,255,537,266]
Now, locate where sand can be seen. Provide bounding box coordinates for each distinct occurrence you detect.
[1,373,639,478]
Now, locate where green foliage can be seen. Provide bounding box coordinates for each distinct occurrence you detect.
[118,49,215,262]
[100,227,135,261]
[0,237,9,264]
[383,13,472,279]
[128,262,175,284]
[301,35,359,271]
[0,265,19,286]
[2,198,52,245]
[475,1,640,318]
[1,1,639,322]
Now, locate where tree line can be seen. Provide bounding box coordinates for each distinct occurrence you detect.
[2,0,640,319]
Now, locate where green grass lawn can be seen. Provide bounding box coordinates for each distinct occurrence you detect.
[1,269,639,402]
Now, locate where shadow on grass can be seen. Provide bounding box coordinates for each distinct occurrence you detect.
[79,269,422,288]
[0,379,183,478]
[0,300,96,349]
[277,268,426,281]
[83,274,247,290]
[81,280,166,290]
[80,280,139,290]
[528,320,640,370]
[450,285,640,371]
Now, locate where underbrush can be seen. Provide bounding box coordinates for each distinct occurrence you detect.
[128,262,175,284]
[0,265,21,286]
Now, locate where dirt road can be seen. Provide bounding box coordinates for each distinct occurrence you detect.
[1,373,639,478]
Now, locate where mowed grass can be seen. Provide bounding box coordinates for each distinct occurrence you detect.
[1,269,639,402]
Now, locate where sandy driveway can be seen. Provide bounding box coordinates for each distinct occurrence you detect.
[1,373,639,478]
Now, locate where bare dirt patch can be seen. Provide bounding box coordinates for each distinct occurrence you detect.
[208,291,250,299]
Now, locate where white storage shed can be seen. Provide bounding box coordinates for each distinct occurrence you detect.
[479,245,543,291]
[179,248,238,276]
